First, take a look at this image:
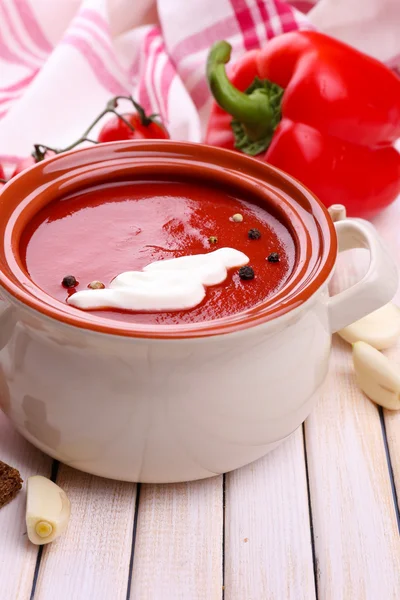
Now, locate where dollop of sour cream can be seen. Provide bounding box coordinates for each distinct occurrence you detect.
[67,247,249,312]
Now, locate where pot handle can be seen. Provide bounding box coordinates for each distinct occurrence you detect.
[328,219,398,333]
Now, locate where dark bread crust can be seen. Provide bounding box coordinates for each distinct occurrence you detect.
[0,460,23,509]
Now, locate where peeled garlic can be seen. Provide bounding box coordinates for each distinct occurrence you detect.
[338,303,400,350]
[26,476,71,545]
[353,341,400,410]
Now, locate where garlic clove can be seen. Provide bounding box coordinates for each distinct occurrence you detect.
[353,341,400,410]
[26,476,71,545]
[338,303,400,350]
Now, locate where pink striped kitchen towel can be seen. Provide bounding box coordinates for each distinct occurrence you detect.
[0,0,399,169]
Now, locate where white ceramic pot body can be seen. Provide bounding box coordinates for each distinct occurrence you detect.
[0,143,397,482]
[0,284,331,483]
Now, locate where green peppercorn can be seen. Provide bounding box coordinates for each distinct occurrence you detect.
[232,213,243,222]
[208,236,218,244]
[88,281,105,289]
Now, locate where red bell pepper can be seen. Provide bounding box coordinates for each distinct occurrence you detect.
[206,31,400,218]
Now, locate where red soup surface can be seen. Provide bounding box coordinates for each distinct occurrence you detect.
[21,180,296,325]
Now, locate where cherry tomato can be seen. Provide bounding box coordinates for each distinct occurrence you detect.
[12,156,36,177]
[11,151,55,177]
[98,113,169,143]
[0,164,6,189]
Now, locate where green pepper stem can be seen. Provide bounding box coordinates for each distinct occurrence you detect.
[207,41,273,140]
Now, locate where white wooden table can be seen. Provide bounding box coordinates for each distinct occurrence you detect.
[1,201,400,600]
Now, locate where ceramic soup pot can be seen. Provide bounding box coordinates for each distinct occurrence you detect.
[0,141,397,483]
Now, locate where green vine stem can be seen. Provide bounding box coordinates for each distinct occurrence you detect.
[30,95,157,161]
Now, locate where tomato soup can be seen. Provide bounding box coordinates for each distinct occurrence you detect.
[20,180,295,325]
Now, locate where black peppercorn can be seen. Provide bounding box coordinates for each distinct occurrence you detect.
[62,275,78,288]
[267,252,280,263]
[248,228,261,240]
[238,266,255,280]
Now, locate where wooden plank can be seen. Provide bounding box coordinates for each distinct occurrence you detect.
[0,412,52,599]
[305,338,400,598]
[34,465,137,600]
[130,476,223,600]
[305,202,400,598]
[373,199,400,517]
[383,404,400,513]
[224,428,316,600]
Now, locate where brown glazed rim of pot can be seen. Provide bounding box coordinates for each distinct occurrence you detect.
[0,141,337,339]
